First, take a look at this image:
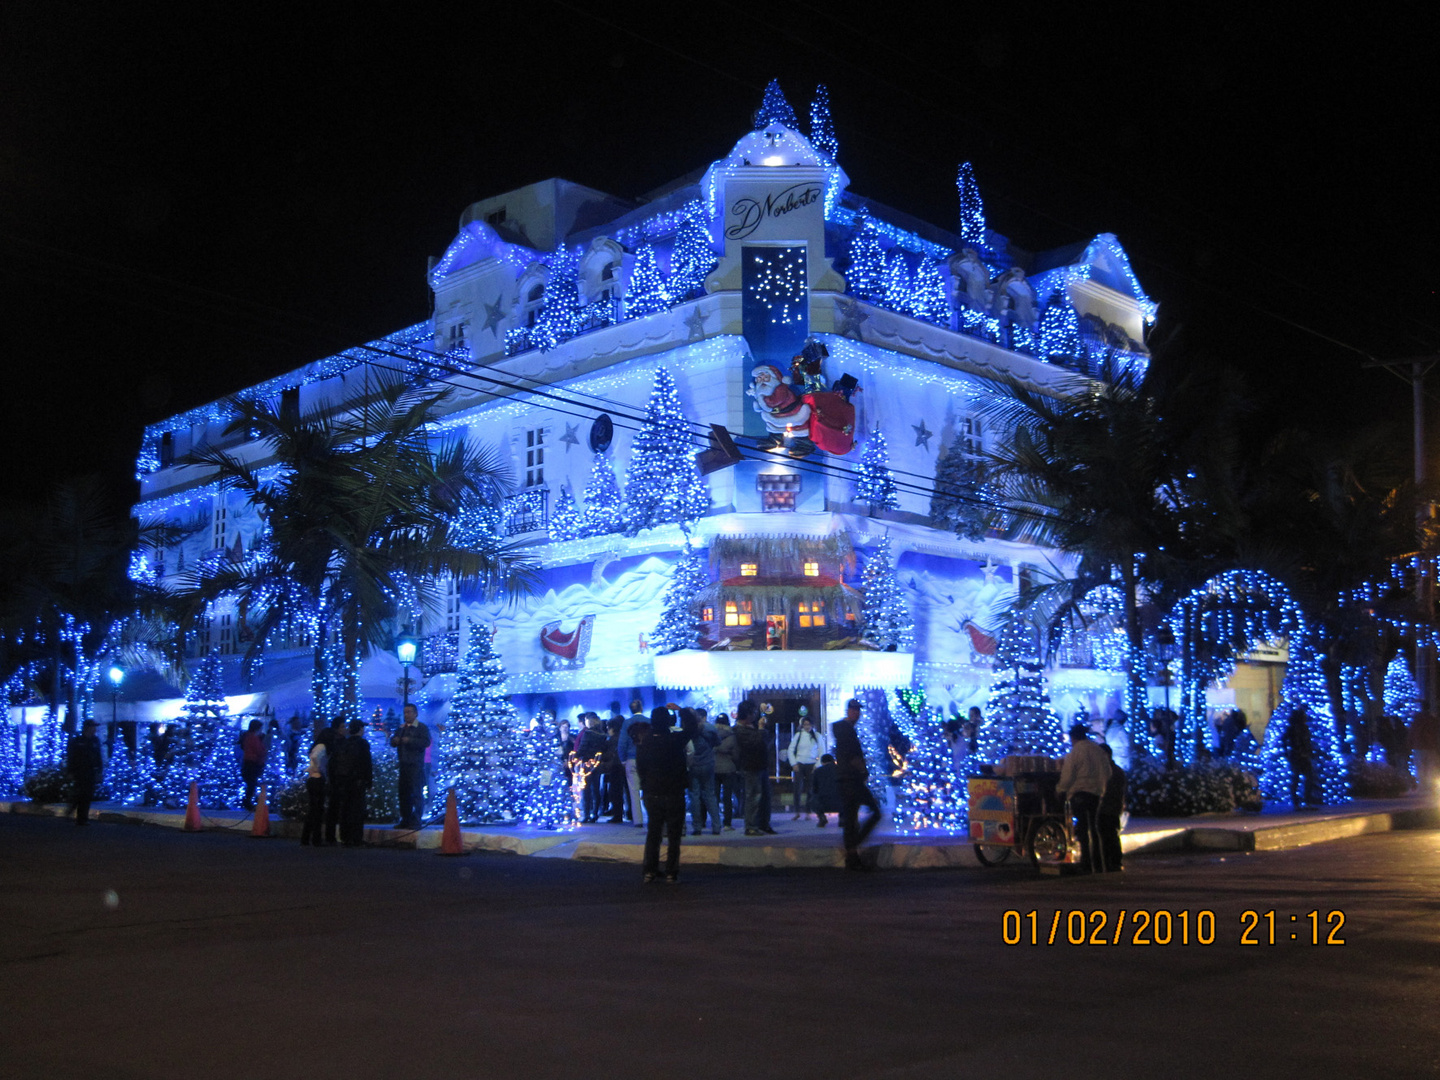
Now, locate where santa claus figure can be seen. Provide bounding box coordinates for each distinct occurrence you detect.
[747,362,857,459]
[747,363,814,456]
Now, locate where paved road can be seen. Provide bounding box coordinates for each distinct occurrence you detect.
[2,815,1438,1080]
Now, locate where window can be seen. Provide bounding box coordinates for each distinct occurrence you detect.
[757,471,801,512]
[159,431,174,467]
[803,561,819,577]
[219,612,234,654]
[486,208,506,226]
[740,563,758,577]
[524,282,546,328]
[798,599,826,628]
[524,428,545,487]
[701,606,714,623]
[444,576,460,633]
[724,600,753,627]
[212,504,227,551]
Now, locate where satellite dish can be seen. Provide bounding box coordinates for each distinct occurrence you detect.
[589,413,614,454]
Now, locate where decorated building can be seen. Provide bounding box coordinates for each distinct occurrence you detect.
[131,81,1156,746]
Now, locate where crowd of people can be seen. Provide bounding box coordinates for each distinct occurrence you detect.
[550,698,883,879]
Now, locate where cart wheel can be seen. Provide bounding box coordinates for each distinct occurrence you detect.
[1029,819,1070,866]
[973,843,1013,866]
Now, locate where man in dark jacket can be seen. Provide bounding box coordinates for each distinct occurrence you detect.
[390,703,431,829]
[320,716,347,845]
[733,700,769,836]
[1098,743,1126,872]
[67,720,104,826]
[330,720,373,846]
[636,705,699,883]
[833,700,881,870]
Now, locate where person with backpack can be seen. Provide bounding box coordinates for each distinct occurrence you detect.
[329,719,373,846]
[787,712,824,819]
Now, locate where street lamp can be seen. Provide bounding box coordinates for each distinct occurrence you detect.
[108,664,124,752]
[396,631,418,713]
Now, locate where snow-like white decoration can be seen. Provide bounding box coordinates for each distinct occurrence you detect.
[653,648,913,691]
[1029,233,1158,323]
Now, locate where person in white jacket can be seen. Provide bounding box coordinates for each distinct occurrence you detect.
[788,713,826,819]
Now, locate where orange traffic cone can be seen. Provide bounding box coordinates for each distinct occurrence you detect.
[251,783,271,838]
[183,781,202,832]
[439,788,463,856]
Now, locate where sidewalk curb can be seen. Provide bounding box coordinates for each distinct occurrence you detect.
[6,798,1436,868]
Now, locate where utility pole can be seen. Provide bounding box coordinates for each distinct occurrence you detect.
[1365,356,1438,713]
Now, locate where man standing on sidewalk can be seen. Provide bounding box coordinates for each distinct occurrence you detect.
[734,700,768,836]
[1057,722,1111,873]
[832,700,881,870]
[67,720,104,826]
[390,703,431,830]
[620,698,646,827]
[637,705,699,883]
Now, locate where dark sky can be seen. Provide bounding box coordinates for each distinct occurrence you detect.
[2,3,1436,510]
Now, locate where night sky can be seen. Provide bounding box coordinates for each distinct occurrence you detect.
[2,4,1435,511]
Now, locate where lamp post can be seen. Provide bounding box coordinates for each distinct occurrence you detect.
[396,632,418,714]
[107,664,124,754]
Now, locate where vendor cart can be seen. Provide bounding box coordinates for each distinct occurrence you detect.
[967,766,1077,869]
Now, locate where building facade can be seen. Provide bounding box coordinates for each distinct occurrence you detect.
[132,86,1155,740]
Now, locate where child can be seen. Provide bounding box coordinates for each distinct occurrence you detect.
[812,753,840,828]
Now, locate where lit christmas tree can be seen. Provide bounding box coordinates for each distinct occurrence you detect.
[1384,655,1421,723]
[651,540,709,654]
[846,211,885,303]
[1038,293,1082,365]
[668,202,716,302]
[930,429,990,542]
[549,485,581,542]
[883,250,911,314]
[100,738,147,805]
[625,243,670,318]
[956,161,986,248]
[754,77,799,129]
[888,689,966,835]
[533,246,580,351]
[579,453,624,538]
[1259,656,1348,806]
[855,426,899,515]
[184,649,243,809]
[0,722,25,797]
[435,622,522,823]
[515,713,573,828]
[809,83,837,159]
[859,534,914,651]
[980,621,1067,761]
[623,367,709,533]
[911,257,949,325]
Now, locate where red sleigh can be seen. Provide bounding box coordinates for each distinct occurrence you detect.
[541,614,595,670]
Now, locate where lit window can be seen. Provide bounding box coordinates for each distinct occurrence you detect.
[701,606,714,623]
[724,600,753,627]
[803,561,819,577]
[740,563,758,577]
[798,600,826,628]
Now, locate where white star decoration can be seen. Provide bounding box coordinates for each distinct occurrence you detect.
[981,558,1000,585]
[482,295,505,335]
